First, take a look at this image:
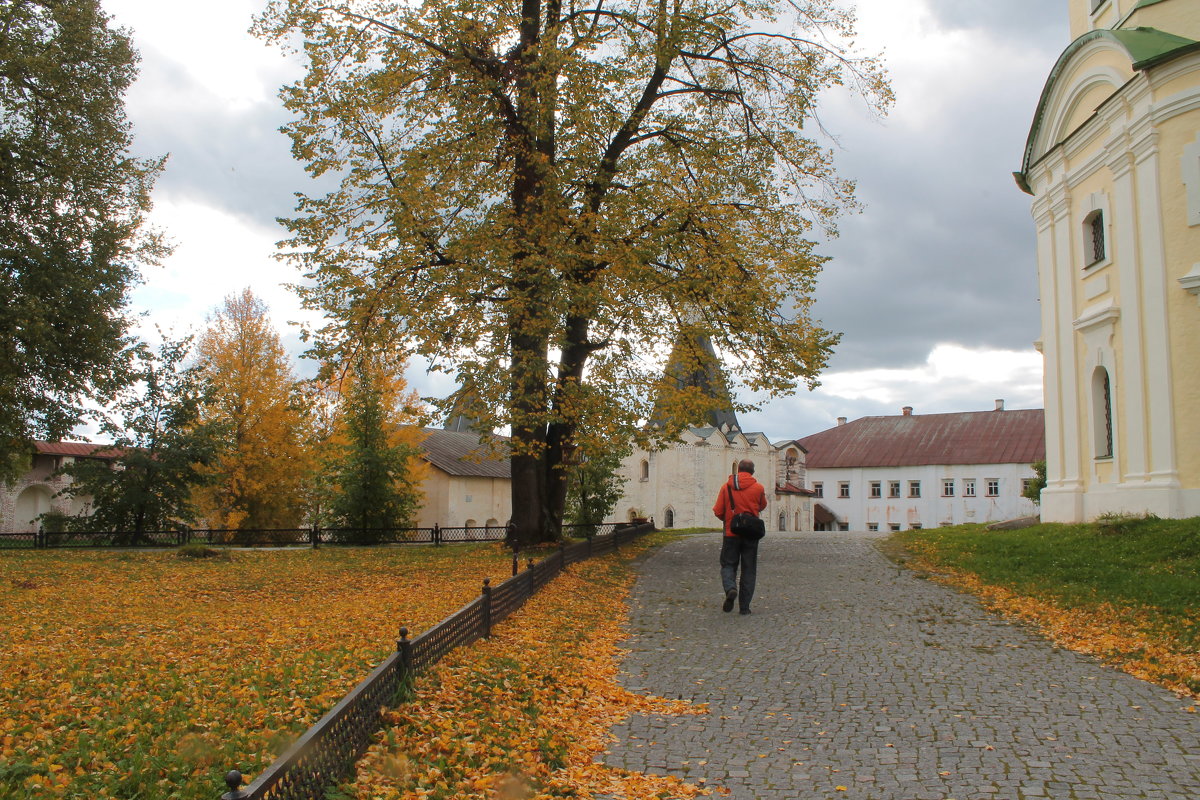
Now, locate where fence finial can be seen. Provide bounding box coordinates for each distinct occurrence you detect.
[221,769,247,800]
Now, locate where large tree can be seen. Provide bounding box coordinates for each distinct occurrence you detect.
[0,0,166,481]
[256,0,890,544]
[55,337,222,541]
[194,289,313,531]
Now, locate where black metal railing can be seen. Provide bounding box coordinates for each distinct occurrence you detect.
[218,521,656,800]
[0,521,628,550]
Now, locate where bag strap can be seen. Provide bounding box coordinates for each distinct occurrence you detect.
[726,482,736,522]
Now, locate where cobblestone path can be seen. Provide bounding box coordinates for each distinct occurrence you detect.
[599,532,1200,800]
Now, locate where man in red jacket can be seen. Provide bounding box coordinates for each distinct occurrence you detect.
[712,459,767,615]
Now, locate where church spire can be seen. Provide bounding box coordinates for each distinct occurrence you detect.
[652,333,741,433]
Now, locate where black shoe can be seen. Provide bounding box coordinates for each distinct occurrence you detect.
[723,588,737,612]
[739,608,752,615]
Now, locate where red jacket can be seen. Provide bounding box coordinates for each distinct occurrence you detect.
[712,472,767,537]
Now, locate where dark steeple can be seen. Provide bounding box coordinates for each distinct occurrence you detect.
[652,333,741,433]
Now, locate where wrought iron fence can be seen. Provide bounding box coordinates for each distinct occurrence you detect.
[0,520,628,550]
[218,521,656,800]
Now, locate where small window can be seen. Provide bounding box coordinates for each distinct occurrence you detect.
[838,523,849,532]
[867,523,879,532]
[888,481,901,498]
[986,479,1000,497]
[778,512,787,531]
[910,523,922,530]
[664,508,675,528]
[1021,478,1034,495]
[963,479,976,498]
[1084,210,1106,266]
[639,459,650,481]
[908,480,921,498]
[888,523,901,532]
[942,479,954,497]
[869,481,882,498]
[838,481,850,499]
[812,482,823,498]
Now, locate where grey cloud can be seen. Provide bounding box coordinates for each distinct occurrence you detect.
[923,0,1070,47]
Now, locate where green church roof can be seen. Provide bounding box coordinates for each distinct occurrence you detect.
[1015,26,1200,192]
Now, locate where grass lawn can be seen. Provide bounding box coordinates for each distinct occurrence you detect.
[889,516,1200,698]
[0,544,517,799]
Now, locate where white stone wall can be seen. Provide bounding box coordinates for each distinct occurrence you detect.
[612,429,811,531]
[415,471,511,530]
[807,462,1040,531]
[1,454,91,532]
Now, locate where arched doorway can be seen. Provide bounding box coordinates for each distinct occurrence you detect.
[14,485,52,532]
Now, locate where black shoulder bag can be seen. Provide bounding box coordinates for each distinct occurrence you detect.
[727,482,766,541]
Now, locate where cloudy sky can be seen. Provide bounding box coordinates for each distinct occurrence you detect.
[102,0,1069,443]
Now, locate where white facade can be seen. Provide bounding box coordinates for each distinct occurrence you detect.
[807,464,1040,532]
[614,427,813,532]
[1,446,104,532]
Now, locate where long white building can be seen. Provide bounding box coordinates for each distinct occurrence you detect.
[797,405,1045,531]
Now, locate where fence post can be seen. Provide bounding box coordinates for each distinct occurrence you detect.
[311,525,320,550]
[397,627,412,671]
[481,579,492,638]
[433,524,440,547]
[511,550,519,577]
[558,540,566,570]
[220,769,249,800]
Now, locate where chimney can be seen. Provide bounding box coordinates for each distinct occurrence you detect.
[901,406,913,417]
[837,416,847,426]
[995,399,1005,411]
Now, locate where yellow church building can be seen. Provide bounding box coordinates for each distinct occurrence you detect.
[1016,0,1200,521]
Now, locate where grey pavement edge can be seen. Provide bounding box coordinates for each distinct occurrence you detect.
[598,531,1200,800]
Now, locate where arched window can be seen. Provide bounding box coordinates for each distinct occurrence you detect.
[1092,367,1114,458]
[778,512,787,531]
[664,507,675,528]
[639,459,650,481]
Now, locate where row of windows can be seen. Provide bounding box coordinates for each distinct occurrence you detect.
[812,478,1020,499]
[866,523,920,532]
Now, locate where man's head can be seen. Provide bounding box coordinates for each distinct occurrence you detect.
[738,459,755,474]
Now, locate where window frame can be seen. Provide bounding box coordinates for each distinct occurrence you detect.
[812,481,823,498]
[869,481,882,498]
[908,480,921,498]
[838,481,851,499]
[986,479,1000,498]
[963,479,976,498]
[888,480,901,499]
[942,479,955,497]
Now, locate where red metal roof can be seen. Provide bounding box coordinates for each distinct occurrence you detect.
[797,409,1045,469]
[34,441,122,459]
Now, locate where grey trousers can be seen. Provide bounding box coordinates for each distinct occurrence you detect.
[719,535,759,610]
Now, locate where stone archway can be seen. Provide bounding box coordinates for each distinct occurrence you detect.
[13,485,52,532]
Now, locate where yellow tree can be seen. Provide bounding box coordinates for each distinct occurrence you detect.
[255,0,891,544]
[195,289,312,531]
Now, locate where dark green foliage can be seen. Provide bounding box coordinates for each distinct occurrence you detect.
[55,337,224,542]
[325,357,422,541]
[564,446,629,537]
[0,0,167,479]
[1023,460,1046,504]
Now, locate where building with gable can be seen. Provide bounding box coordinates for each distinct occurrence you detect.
[796,404,1045,531]
[613,336,815,532]
[416,427,511,530]
[0,442,121,532]
[1015,0,1200,521]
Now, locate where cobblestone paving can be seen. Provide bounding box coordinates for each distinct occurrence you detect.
[599,532,1200,800]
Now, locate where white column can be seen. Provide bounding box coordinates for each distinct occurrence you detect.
[1107,141,1149,482]
[1132,127,1181,492]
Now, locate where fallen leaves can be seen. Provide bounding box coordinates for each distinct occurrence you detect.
[0,544,516,799]
[907,556,1200,700]
[349,539,708,799]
